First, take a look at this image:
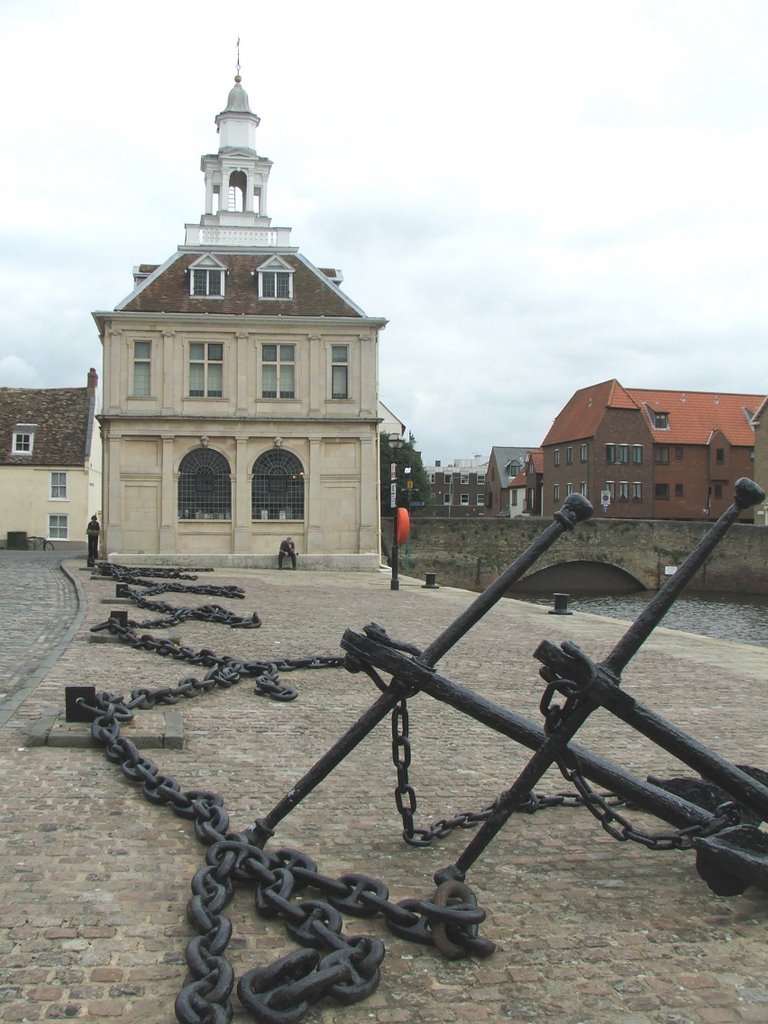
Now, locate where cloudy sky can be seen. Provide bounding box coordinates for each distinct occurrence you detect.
[1,0,766,464]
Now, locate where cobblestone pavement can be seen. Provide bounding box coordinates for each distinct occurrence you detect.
[1,558,767,1023]
[0,549,85,727]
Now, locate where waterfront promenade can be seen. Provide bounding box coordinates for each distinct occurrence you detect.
[1,551,767,1023]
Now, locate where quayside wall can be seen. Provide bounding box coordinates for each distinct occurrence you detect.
[396,516,768,594]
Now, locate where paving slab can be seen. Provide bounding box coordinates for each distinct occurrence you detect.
[1,554,766,1024]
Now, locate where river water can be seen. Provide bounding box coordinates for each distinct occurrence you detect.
[514,591,768,649]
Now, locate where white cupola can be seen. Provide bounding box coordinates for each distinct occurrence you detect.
[216,74,260,152]
[185,72,292,248]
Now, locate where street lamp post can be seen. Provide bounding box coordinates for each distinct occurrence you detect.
[388,433,405,591]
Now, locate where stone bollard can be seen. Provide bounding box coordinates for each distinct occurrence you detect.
[549,592,572,615]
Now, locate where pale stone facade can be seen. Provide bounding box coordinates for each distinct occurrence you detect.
[93,74,386,568]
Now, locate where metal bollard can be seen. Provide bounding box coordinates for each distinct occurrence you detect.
[549,592,572,615]
[65,685,96,723]
[423,573,439,589]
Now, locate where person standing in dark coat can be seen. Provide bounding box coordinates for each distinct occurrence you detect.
[86,515,100,564]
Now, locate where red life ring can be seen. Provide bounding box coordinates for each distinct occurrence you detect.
[394,507,411,545]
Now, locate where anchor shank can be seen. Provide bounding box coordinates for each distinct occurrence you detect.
[421,494,592,667]
[341,630,715,830]
[603,479,765,675]
[451,698,600,877]
[260,682,406,830]
[538,640,768,820]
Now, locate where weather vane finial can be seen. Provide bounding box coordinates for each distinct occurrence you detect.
[235,37,241,81]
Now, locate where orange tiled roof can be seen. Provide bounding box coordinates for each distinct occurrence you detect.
[527,449,544,473]
[541,380,638,445]
[627,389,761,446]
[542,380,762,448]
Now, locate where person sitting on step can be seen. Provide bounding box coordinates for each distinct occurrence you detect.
[278,536,297,569]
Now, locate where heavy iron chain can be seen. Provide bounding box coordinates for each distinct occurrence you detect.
[554,751,741,851]
[369,620,617,848]
[90,614,344,702]
[77,690,495,1024]
[539,673,742,851]
[97,562,214,581]
[98,562,261,630]
[390,694,610,847]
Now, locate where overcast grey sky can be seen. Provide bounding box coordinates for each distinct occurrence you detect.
[1,0,766,464]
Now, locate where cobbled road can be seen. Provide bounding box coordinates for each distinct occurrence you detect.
[0,549,84,726]
[1,555,767,1024]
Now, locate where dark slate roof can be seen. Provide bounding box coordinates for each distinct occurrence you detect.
[488,446,531,485]
[0,384,95,466]
[119,251,365,318]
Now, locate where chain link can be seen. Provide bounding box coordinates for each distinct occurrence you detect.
[90,615,344,702]
[557,754,741,850]
[79,690,495,1024]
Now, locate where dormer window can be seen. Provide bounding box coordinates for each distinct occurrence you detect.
[193,268,223,295]
[653,411,669,429]
[255,255,295,300]
[261,271,291,298]
[188,254,227,297]
[12,424,36,455]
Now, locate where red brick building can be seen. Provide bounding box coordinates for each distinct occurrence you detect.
[541,379,762,522]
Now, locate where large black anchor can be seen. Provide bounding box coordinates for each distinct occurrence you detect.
[254,479,766,905]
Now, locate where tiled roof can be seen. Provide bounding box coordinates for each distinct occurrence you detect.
[542,379,638,446]
[0,383,95,466]
[528,449,544,473]
[543,379,763,448]
[627,388,762,446]
[752,395,768,424]
[488,446,530,484]
[119,251,365,318]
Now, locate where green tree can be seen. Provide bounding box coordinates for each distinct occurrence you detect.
[380,431,432,516]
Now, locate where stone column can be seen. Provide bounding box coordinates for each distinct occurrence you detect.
[105,434,122,553]
[162,332,175,415]
[305,437,322,554]
[233,437,251,553]
[358,431,380,554]
[158,436,176,553]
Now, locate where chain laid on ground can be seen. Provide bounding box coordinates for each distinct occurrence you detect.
[78,691,494,1024]
[97,562,246,600]
[97,561,262,629]
[90,615,344,702]
[390,693,628,847]
[126,595,262,631]
[360,623,624,849]
[97,561,214,581]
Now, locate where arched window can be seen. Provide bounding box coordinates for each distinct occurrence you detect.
[252,450,304,521]
[178,449,232,520]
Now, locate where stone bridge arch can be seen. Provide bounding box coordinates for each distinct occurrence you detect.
[509,559,645,595]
